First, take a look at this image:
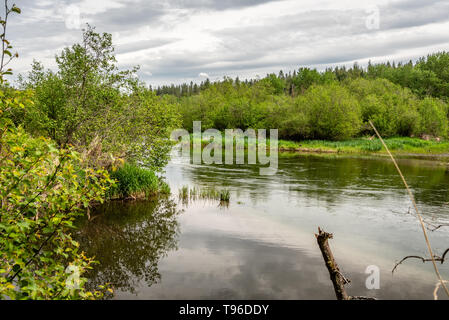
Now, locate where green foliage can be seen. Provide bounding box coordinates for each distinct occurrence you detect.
[0,123,114,299]
[219,189,231,202]
[297,84,362,140]
[20,25,180,171]
[0,4,113,300]
[278,137,449,154]
[158,179,171,195]
[167,52,449,142]
[178,185,230,203]
[417,97,448,137]
[176,74,449,141]
[109,163,161,199]
[346,78,421,137]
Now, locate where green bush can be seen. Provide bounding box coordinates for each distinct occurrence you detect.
[109,163,160,199]
[299,84,362,140]
[417,97,448,137]
[0,119,113,299]
[0,2,113,300]
[158,179,171,195]
[346,78,421,137]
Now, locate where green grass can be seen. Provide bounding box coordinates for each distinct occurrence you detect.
[109,163,169,199]
[278,137,449,154]
[187,133,449,155]
[178,185,231,203]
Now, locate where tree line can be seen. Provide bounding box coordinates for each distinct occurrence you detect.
[156,54,449,100]
[169,53,449,141]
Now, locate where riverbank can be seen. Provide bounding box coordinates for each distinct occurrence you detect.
[193,135,449,157]
[278,137,449,156]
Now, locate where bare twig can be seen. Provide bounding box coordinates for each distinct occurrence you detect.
[434,280,449,300]
[426,223,449,232]
[392,250,449,274]
[369,120,449,298]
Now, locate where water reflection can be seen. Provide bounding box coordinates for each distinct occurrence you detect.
[181,153,449,219]
[78,152,449,299]
[75,197,180,295]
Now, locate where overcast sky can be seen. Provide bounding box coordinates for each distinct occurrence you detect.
[7,0,449,85]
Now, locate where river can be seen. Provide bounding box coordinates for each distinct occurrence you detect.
[76,150,449,299]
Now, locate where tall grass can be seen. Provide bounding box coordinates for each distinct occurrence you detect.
[178,185,230,204]
[109,163,169,199]
[187,133,449,154]
[279,137,449,154]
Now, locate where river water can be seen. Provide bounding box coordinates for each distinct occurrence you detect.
[77,151,449,299]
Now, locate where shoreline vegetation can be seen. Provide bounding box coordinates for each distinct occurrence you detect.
[178,185,231,204]
[108,163,171,201]
[191,135,449,157]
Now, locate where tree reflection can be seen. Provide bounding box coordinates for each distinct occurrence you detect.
[75,197,180,296]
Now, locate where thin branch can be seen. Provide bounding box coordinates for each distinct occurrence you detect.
[434,280,449,300]
[392,252,449,274]
[426,223,449,232]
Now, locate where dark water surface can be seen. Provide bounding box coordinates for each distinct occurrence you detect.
[77,151,449,299]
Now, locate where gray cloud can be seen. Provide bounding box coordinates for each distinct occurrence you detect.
[6,0,449,85]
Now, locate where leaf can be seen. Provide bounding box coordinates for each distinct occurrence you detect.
[11,6,21,14]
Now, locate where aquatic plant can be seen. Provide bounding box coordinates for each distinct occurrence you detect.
[178,185,231,203]
[219,190,230,202]
[158,179,171,195]
[109,163,160,199]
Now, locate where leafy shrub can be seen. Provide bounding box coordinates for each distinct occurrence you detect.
[20,27,180,172]
[158,179,171,195]
[0,2,113,300]
[346,78,421,137]
[417,97,448,137]
[0,125,113,299]
[299,84,362,140]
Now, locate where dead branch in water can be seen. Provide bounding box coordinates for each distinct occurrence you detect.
[315,227,349,300]
[315,227,376,300]
[426,223,449,232]
[392,248,449,274]
[369,120,449,299]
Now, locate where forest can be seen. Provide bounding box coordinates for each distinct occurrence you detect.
[168,54,449,142]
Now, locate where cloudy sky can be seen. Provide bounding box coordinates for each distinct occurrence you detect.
[7,0,449,85]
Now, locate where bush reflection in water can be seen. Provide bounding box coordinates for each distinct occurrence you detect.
[75,197,180,296]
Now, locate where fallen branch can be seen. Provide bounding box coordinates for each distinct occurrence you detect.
[392,249,449,273]
[426,223,449,232]
[315,227,376,300]
[315,227,349,300]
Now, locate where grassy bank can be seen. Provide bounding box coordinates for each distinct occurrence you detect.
[108,163,171,200]
[278,137,449,155]
[191,135,449,155]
